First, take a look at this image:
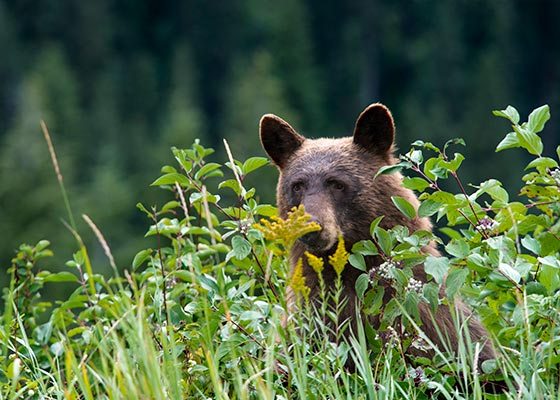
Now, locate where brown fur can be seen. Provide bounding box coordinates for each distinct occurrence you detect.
[259,103,495,368]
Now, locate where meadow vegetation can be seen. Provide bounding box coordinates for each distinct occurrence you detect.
[1,105,559,399]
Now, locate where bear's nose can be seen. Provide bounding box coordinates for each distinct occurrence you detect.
[300,229,322,247]
[299,217,328,249]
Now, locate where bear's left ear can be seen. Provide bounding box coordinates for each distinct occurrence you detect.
[353,103,395,156]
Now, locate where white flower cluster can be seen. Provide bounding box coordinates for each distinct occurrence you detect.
[409,366,428,386]
[406,278,424,294]
[476,216,498,233]
[551,168,560,185]
[238,218,252,234]
[410,336,430,352]
[375,326,400,346]
[377,260,397,280]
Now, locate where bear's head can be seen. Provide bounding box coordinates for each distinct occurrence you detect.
[259,103,423,255]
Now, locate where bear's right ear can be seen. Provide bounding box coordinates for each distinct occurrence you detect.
[353,103,395,156]
[260,114,305,169]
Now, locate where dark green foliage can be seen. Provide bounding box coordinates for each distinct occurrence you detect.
[372,106,560,393]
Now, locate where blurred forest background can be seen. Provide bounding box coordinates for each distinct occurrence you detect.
[1,0,559,285]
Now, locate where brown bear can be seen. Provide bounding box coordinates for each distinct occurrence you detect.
[259,103,495,369]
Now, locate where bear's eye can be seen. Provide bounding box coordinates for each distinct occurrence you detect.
[327,180,345,191]
[292,182,304,193]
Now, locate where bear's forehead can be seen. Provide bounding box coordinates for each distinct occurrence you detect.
[283,137,380,177]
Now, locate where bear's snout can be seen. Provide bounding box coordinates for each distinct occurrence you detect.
[298,214,340,253]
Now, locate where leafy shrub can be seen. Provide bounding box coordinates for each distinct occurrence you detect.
[1,105,559,399]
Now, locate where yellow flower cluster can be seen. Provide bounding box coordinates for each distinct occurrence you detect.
[289,258,310,300]
[255,207,349,300]
[328,235,349,277]
[254,205,321,251]
[305,251,324,275]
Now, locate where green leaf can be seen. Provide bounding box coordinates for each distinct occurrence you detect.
[498,263,520,283]
[161,200,180,213]
[403,291,421,321]
[481,359,499,375]
[427,191,457,205]
[363,285,385,314]
[161,165,177,174]
[218,179,242,195]
[189,192,220,205]
[375,163,408,178]
[493,105,520,124]
[6,359,21,380]
[374,226,393,256]
[352,240,379,256]
[487,236,516,264]
[418,200,441,218]
[369,216,384,238]
[225,161,243,178]
[409,149,423,164]
[424,255,450,284]
[151,173,191,187]
[439,227,462,240]
[442,138,466,155]
[243,187,256,200]
[525,281,547,296]
[445,268,469,300]
[391,196,416,219]
[172,151,193,172]
[133,249,153,270]
[423,157,441,180]
[195,163,223,180]
[136,202,153,218]
[514,126,543,156]
[538,232,560,255]
[519,184,558,199]
[389,268,409,287]
[382,298,401,325]
[41,271,78,283]
[521,236,541,256]
[239,311,263,321]
[445,239,470,258]
[172,270,195,282]
[254,204,277,217]
[198,274,220,293]
[242,157,269,174]
[538,255,560,269]
[50,342,64,357]
[539,263,560,293]
[67,326,87,338]
[36,240,51,253]
[231,236,252,260]
[471,179,509,203]
[495,132,520,152]
[236,278,256,296]
[355,273,370,300]
[182,226,213,236]
[411,140,441,153]
[402,177,431,192]
[422,282,440,312]
[441,153,465,172]
[514,256,533,279]
[526,157,558,172]
[349,254,366,271]
[527,104,550,133]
